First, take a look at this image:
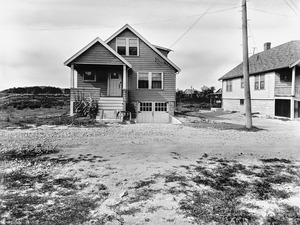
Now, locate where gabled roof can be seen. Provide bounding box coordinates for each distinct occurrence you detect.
[64,37,132,68]
[105,24,181,73]
[219,40,300,81]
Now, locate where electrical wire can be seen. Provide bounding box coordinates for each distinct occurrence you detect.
[288,0,300,13]
[248,7,289,17]
[3,6,238,31]
[247,22,257,53]
[283,0,300,18]
[169,0,222,48]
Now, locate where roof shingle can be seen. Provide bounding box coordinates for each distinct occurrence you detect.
[219,40,300,80]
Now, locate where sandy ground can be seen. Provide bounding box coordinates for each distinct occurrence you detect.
[1,113,300,224]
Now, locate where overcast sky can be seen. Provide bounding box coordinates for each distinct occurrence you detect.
[1,0,300,91]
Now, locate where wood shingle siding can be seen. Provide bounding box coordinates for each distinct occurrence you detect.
[107,29,176,102]
[72,42,124,65]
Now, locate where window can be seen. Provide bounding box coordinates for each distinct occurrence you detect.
[137,72,163,89]
[241,77,244,89]
[83,71,96,82]
[116,38,139,56]
[155,102,167,111]
[140,102,152,111]
[255,74,265,90]
[138,72,149,89]
[240,99,244,105]
[226,80,232,92]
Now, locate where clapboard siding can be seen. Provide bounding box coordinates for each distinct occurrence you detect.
[107,29,176,102]
[222,72,275,100]
[77,70,109,97]
[73,42,124,65]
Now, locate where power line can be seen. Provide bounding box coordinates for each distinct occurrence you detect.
[169,0,222,48]
[248,7,289,17]
[132,6,239,26]
[2,6,238,31]
[288,0,300,13]
[247,22,257,52]
[283,0,300,18]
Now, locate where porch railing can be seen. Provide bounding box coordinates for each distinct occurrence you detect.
[274,87,292,96]
[70,88,101,101]
[296,87,300,97]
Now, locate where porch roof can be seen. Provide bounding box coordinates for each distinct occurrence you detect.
[64,37,132,68]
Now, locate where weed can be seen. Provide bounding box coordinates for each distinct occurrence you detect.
[180,190,258,225]
[127,189,158,204]
[265,204,300,224]
[265,174,294,184]
[147,205,162,213]
[134,179,155,189]
[260,158,291,164]
[3,168,49,189]
[165,172,187,183]
[117,206,141,216]
[1,143,59,160]
[251,180,290,200]
[1,194,98,225]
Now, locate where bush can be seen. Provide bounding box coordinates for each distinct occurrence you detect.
[74,97,98,119]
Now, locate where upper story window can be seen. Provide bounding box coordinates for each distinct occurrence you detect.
[83,71,96,82]
[116,38,139,56]
[241,77,244,89]
[226,80,232,92]
[254,74,265,90]
[137,72,163,89]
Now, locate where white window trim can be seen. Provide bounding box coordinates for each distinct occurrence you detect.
[254,74,265,90]
[137,72,164,90]
[83,71,96,82]
[138,102,169,113]
[116,37,139,56]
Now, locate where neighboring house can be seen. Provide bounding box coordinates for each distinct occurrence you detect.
[219,41,300,119]
[184,87,199,97]
[64,24,180,123]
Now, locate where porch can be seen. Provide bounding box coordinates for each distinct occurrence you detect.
[274,86,300,97]
[69,64,130,120]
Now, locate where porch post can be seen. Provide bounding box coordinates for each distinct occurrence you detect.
[291,98,295,120]
[292,66,296,96]
[123,65,128,111]
[123,64,127,89]
[70,64,75,116]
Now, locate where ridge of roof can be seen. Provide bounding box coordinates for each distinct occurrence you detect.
[219,40,300,81]
[64,37,132,68]
[105,24,181,73]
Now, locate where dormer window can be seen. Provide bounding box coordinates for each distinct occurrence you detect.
[116,38,139,56]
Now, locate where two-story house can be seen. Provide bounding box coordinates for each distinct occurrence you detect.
[64,24,180,123]
[219,41,300,119]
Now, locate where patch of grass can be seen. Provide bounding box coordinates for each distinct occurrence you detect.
[260,158,291,164]
[265,204,300,224]
[165,172,187,183]
[127,189,158,204]
[265,174,294,184]
[53,177,79,189]
[3,168,49,189]
[1,143,59,160]
[134,179,155,189]
[147,205,162,213]
[251,180,290,200]
[117,206,141,216]
[180,190,258,225]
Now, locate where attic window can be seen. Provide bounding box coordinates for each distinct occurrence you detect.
[116,38,139,56]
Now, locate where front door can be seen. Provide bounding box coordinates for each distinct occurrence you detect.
[109,72,122,96]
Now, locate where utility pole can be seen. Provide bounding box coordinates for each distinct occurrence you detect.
[242,0,252,128]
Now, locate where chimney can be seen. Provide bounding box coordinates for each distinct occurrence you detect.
[264,42,271,51]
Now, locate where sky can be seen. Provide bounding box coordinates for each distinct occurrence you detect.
[0,0,300,91]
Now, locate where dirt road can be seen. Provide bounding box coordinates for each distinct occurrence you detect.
[1,114,300,224]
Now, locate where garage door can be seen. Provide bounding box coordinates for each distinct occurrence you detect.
[136,102,170,123]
